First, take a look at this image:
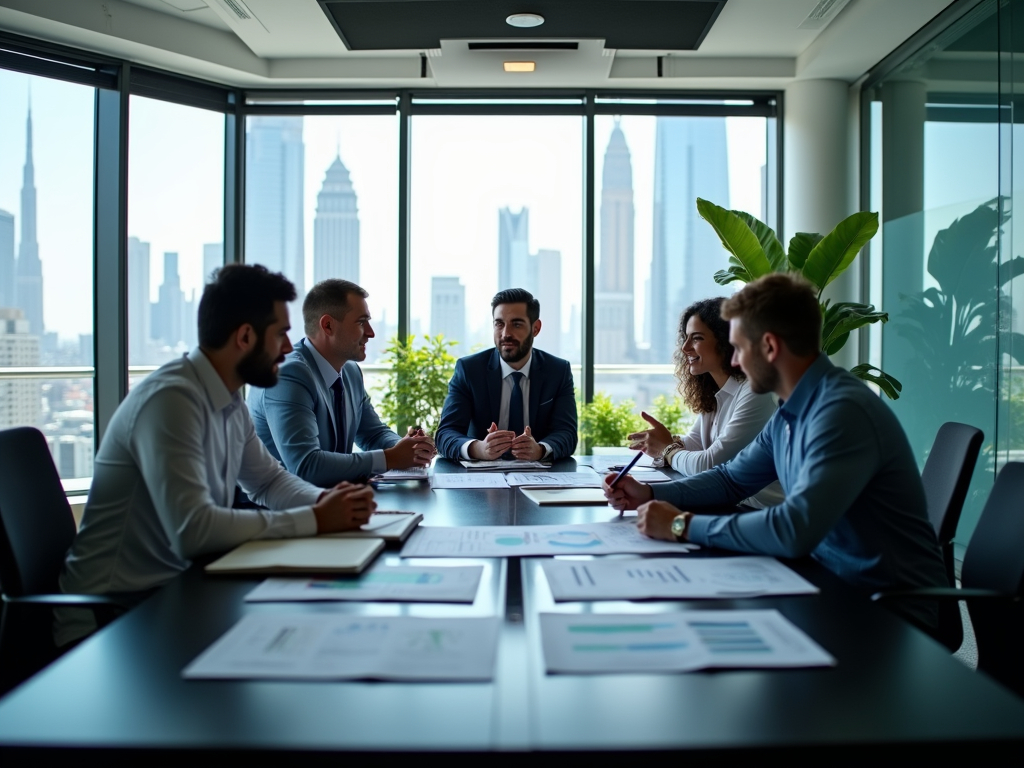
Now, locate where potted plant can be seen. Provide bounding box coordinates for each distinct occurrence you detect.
[374,334,457,435]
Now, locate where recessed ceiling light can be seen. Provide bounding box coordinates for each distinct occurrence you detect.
[506,13,545,28]
[503,61,536,73]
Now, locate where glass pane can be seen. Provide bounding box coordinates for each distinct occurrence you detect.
[0,68,95,478]
[409,115,583,363]
[127,96,225,368]
[592,114,770,441]
[244,114,398,362]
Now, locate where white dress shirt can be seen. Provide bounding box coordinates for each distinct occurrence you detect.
[59,348,321,644]
[672,377,785,509]
[459,353,553,459]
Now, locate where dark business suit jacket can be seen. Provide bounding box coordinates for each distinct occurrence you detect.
[248,338,400,484]
[435,347,578,460]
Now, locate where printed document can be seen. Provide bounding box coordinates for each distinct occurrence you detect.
[245,564,484,603]
[540,557,819,601]
[506,471,603,487]
[400,521,698,558]
[459,459,552,471]
[184,615,501,682]
[540,610,835,674]
[431,473,510,489]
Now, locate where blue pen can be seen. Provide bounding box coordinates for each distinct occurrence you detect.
[609,450,643,489]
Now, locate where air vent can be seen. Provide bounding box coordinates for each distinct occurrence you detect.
[467,42,579,51]
[221,0,252,20]
[797,0,851,30]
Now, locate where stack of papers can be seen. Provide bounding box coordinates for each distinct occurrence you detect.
[540,610,834,674]
[459,459,552,471]
[205,538,383,575]
[322,511,423,542]
[540,557,819,601]
[372,467,430,481]
[245,564,484,603]
[519,487,611,506]
[183,615,501,681]
[400,521,698,558]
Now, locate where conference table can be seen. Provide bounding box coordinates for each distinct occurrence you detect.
[0,457,1022,757]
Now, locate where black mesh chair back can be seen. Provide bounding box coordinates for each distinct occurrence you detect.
[0,427,78,598]
[920,422,983,651]
[960,462,1024,695]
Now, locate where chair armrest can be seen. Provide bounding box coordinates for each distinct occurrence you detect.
[871,587,1021,603]
[3,593,128,628]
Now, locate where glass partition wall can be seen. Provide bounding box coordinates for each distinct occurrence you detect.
[862,0,1024,551]
[0,31,779,477]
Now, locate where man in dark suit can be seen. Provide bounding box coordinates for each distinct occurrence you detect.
[436,288,578,461]
[248,279,434,485]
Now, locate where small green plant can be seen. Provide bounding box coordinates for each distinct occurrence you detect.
[375,334,457,435]
[647,394,695,436]
[578,392,646,455]
[696,197,901,399]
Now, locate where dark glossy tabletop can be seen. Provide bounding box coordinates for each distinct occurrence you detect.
[1,457,1022,756]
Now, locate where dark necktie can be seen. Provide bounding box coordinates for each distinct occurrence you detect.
[508,371,525,437]
[331,377,346,451]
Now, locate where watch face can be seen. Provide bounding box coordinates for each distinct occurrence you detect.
[671,515,686,538]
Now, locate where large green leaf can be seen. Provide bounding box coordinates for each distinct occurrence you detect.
[696,198,772,281]
[734,210,787,272]
[821,301,889,356]
[788,232,823,272]
[714,267,749,286]
[849,363,902,400]
[800,211,879,294]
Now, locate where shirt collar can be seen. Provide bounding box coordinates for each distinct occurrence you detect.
[302,337,342,388]
[499,352,533,380]
[779,353,833,419]
[716,376,741,403]
[187,347,235,413]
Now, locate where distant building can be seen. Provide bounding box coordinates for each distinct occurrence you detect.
[203,242,223,284]
[246,116,305,295]
[128,237,151,362]
[313,154,360,284]
[0,308,41,429]
[596,121,636,363]
[15,105,44,336]
[649,117,730,362]
[154,252,184,348]
[431,276,465,348]
[0,209,14,310]
[498,207,533,292]
[534,249,562,358]
[48,434,94,480]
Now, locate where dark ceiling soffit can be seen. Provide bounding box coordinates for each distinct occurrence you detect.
[861,0,988,91]
[316,0,727,52]
[595,102,774,117]
[0,32,118,89]
[245,89,399,102]
[244,104,397,116]
[467,42,579,50]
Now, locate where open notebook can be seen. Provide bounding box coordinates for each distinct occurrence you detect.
[321,511,424,543]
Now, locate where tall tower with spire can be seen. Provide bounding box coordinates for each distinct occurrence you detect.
[313,151,360,284]
[15,102,44,336]
[595,120,636,362]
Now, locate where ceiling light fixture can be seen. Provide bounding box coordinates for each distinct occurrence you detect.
[506,13,545,28]
[503,61,536,72]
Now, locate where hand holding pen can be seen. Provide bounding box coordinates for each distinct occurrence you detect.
[601,451,654,516]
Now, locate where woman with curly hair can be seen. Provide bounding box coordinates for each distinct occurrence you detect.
[627,297,783,508]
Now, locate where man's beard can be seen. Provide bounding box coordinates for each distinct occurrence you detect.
[237,339,280,388]
[499,333,534,364]
[744,348,778,395]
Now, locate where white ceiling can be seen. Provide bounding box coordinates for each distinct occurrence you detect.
[0,0,956,90]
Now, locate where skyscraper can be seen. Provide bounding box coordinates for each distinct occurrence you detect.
[596,121,635,362]
[0,209,14,309]
[534,248,562,358]
[245,116,305,295]
[127,237,151,363]
[313,153,360,284]
[203,242,223,284]
[498,207,533,292]
[154,252,184,348]
[649,117,730,362]
[15,105,44,336]
[431,276,465,347]
[0,308,40,429]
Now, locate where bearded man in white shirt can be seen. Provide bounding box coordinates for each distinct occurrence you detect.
[59,264,375,645]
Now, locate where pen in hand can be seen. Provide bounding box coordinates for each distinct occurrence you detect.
[609,451,643,517]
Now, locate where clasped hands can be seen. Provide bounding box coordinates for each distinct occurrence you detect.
[313,481,377,533]
[384,426,437,469]
[469,423,544,461]
[601,472,689,542]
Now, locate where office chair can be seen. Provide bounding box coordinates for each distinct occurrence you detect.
[874,461,1024,698]
[919,422,984,651]
[0,427,123,694]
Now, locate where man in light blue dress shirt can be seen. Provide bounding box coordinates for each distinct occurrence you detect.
[248,279,435,485]
[605,273,947,626]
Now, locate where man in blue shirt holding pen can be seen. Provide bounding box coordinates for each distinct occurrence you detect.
[604,273,947,627]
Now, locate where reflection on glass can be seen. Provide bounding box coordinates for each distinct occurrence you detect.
[244,115,398,363]
[127,96,224,368]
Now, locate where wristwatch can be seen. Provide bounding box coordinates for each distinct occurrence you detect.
[671,512,693,542]
[661,440,684,465]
